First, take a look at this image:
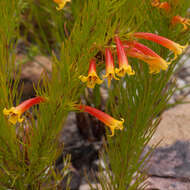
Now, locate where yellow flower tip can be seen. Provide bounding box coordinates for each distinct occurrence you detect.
[149,66,161,74]
[178,43,188,54]
[151,0,160,7]
[3,107,23,125]
[182,24,188,31]
[170,55,177,62]
[56,6,63,11]
[149,60,170,74]
[115,65,135,77]
[79,75,87,83]
[102,72,119,88]
[54,0,71,10]
[171,43,188,61]
[108,118,124,137]
[79,73,103,89]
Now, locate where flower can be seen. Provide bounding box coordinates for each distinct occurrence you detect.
[3,97,46,125]
[53,0,71,11]
[115,36,135,77]
[79,58,103,88]
[77,104,124,136]
[127,48,169,73]
[134,32,188,60]
[151,0,171,12]
[124,41,170,73]
[171,15,190,31]
[124,41,159,57]
[102,48,119,87]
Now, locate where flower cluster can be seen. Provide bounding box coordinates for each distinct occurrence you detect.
[151,0,190,31]
[79,33,187,88]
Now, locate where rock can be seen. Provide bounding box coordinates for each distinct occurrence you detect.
[57,113,102,189]
[176,78,186,88]
[79,183,102,190]
[145,101,190,189]
[59,171,82,190]
[16,55,52,99]
[145,177,190,190]
[149,100,190,147]
[146,141,190,178]
[60,112,83,147]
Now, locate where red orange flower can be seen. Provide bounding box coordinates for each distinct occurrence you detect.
[134,32,188,60]
[79,59,103,88]
[124,41,170,73]
[102,48,119,87]
[78,104,124,136]
[3,97,46,125]
[115,36,135,77]
[151,0,171,12]
[171,15,190,31]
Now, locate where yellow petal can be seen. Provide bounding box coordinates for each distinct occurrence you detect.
[79,73,103,88]
[103,72,119,88]
[79,75,88,83]
[107,118,124,137]
[3,107,23,125]
[55,0,71,10]
[115,65,135,77]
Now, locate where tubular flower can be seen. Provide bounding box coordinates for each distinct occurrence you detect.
[151,0,171,12]
[79,59,103,88]
[134,32,188,61]
[171,15,190,31]
[125,46,170,73]
[3,97,46,125]
[102,48,119,87]
[115,36,135,77]
[77,104,124,136]
[53,0,71,10]
[124,41,159,57]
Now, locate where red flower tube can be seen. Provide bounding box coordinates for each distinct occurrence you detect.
[115,36,135,77]
[77,104,124,136]
[124,41,159,57]
[134,32,188,60]
[102,48,119,87]
[79,58,103,88]
[3,97,46,125]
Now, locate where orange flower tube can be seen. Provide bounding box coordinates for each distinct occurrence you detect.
[79,58,103,88]
[134,32,188,60]
[78,104,124,136]
[115,36,135,77]
[171,15,190,31]
[3,97,46,125]
[102,48,119,88]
